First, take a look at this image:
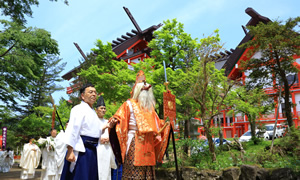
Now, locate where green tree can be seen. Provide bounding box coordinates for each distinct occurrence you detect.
[147,19,198,155]
[77,40,136,116]
[240,17,300,128]
[226,86,274,144]
[0,20,59,111]
[0,0,68,24]
[187,31,233,162]
[23,55,66,113]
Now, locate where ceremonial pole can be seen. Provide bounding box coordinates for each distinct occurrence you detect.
[163,61,180,180]
[50,95,65,132]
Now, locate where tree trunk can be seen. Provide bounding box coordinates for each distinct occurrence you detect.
[283,81,294,127]
[271,87,281,152]
[183,118,189,154]
[279,67,294,128]
[204,122,216,162]
[217,115,224,146]
[248,116,257,144]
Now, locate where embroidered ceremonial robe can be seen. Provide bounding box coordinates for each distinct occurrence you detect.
[110,99,170,166]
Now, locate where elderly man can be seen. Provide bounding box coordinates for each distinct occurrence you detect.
[95,96,117,180]
[61,83,110,180]
[109,70,170,180]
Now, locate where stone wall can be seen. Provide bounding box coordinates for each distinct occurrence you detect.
[156,165,299,180]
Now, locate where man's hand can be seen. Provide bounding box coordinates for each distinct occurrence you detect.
[154,135,162,146]
[109,117,118,128]
[66,146,75,162]
[100,137,109,144]
[156,135,162,142]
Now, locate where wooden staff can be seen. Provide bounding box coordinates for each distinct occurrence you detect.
[50,95,65,132]
[163,61,180,180]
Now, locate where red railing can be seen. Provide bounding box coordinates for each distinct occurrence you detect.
[235,111,299,122]
[264,83,300,94]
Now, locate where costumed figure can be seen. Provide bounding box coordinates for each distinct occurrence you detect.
[0,148,14,173]
[95,96,117,180]
[109,70,171,180]
[60,83,110,180]
[20,138,42,179]
[40,129,58,180]
[54,121,68,179]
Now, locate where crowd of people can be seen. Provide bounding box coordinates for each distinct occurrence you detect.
[4,70,170,180]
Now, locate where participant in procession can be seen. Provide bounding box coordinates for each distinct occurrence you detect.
[60,83,111,180]
[95,96,117,180]
[20,138,41,179]
[40,129,58,180]
[55,121,68,180]
[0,147,14,173]
[109,70,169,180]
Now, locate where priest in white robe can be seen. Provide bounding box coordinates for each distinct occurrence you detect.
[40,129,58,180]
[54,121,68,179]
[0,148,14,173]
[20,138,41,179]
[95,96,117,180]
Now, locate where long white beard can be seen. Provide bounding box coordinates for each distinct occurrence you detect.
[138,88,155,112]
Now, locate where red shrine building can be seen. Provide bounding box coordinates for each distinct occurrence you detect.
[197,8,300,138]
[62,7,162,93]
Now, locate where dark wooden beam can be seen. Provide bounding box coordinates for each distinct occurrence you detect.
[225,50,232,55]
[123,6,142,34]
[117,38,125,42]
[74,42,88,61]
[131,29,138,34]
[242,25,248,35]
[121,35,130,40]
[112,40,120,45]
[126,32,135,37]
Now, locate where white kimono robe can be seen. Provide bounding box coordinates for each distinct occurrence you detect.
[55,130,67,179]
[0,150,14,172]
[40,136,57,180]
[63,101,103,172]
[97,118,117,180]
[20,143,41,179]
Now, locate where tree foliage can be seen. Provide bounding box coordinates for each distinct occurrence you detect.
[0,0,68,24]
[226,86,274,143]
[0,20,59,111]
[187,30,234,161]
[77,40,136,118]
[23,55,66,113]
[240,17,300,128]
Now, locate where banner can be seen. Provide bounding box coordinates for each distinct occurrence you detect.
[163,90,176,128]
[2,126,7,150]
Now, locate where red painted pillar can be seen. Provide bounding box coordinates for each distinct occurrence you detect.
[233,124,236,137]
[291,92,297,118]
[223,111,227,138]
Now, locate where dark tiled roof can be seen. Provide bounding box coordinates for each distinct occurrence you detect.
[62,24,162,80]
[214,7,271,76]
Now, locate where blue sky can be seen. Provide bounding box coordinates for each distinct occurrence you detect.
[22,0,300,102]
